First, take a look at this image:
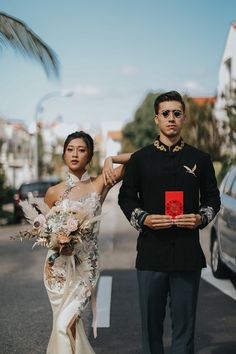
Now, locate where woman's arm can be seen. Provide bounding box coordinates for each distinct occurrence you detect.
[96,164,126,204]
[108,153,132,165]
[103,153,132,186]
[44,184,74,256]
[44,186,57,208]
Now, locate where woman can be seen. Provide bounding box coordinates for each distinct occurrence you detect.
[44,131,131,354]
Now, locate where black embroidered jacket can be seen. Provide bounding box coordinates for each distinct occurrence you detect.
[118,138,221,271]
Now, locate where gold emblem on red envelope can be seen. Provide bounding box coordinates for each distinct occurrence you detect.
[165,191,184,218]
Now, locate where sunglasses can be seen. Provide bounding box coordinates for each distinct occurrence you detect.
[158,110,183,118]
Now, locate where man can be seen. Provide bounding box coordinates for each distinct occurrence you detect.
[118,91,220,354]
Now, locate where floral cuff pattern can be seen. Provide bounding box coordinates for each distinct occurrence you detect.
[199,206,215,228]
[130,208,148,232]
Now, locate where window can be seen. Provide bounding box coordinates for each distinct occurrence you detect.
[230,178,236,199]
[223,168,236,195]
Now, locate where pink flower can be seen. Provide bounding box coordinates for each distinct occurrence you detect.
[33,214,46,229]
[66,217,78,232]
[57,234,71,244]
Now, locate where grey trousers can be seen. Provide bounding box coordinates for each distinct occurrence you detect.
[137,270,201,354]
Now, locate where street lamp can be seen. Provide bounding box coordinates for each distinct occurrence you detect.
[34,89,74,179]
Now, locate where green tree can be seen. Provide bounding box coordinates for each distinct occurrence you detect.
[122,92,161,151]
[225,88,236,145]
[0,12,60,183]
[122,92,222,162]
[217,87,236,181]
[182,97,222,161]
[0,165,12,211]
[0,12,59,78]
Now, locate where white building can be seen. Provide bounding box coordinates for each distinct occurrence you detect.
[0,118,34,188]
[42,120,81,179]
[100,121,123,164]
[215,22,236,143]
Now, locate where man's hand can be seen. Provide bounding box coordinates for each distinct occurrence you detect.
[143,214,173,230]
[174,214,202,229]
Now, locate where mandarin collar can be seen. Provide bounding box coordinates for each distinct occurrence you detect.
[153,136,184,152]
[66,171,90,188]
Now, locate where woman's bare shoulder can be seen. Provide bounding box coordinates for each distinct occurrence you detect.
[47,181,66,195]
[45,181,66,207]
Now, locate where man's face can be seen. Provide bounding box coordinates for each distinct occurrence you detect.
[154,100,186,138]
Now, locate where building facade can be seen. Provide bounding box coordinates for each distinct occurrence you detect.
[0,117,34,188]
[215,22,236,150]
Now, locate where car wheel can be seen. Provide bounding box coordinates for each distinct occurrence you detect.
[211,237,229,278]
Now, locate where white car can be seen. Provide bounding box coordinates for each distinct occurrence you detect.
[210,165,236,278]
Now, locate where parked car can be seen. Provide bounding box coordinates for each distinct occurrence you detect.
[13,178,60,223]
[210,165,236,278]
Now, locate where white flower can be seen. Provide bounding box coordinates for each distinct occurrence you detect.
[33,214,46,229]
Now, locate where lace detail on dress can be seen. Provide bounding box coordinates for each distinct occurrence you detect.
[44,181,101,353]
[45,255,67,292]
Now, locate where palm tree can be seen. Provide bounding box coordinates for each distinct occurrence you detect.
[0,11,59,78]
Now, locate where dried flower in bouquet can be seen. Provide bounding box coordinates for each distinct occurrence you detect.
[11,194,101,262]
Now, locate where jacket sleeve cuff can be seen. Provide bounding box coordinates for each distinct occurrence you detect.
[199,206,215,229]
[130,208,149,231]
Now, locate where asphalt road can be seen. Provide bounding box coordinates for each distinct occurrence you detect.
[0,185,236,354]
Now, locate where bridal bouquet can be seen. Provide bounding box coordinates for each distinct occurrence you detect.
[11,194,100,257]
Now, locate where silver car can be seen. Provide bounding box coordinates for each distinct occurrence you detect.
[210,165,236,278]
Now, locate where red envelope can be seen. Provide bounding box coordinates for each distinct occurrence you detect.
[165,191,184,218]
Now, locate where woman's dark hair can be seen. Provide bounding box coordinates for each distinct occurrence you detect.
[63,131,94,163]
[154,91,185,114]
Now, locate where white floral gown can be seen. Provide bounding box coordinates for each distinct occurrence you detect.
[44,174,101,354]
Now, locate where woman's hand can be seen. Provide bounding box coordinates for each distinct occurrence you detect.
[60,244,74,256]
[102,157,117,186]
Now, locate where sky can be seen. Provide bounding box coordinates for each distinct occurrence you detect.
[0,0,236,131]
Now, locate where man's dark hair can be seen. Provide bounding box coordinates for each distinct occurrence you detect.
[63,131,94,163]
[154,91,185,114]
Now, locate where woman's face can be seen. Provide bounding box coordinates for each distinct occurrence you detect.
[63,138,90,172]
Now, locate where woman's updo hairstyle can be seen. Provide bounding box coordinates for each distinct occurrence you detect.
[63,131,94,163]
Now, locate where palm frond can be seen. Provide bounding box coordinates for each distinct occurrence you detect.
[0,12,59,79]
[19,200,39,224]
[28,194,50,215]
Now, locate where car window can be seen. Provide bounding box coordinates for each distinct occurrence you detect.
[230,177,236,199]
[21,184,38,193]
[20,181,56,195]
[223,168,236,195]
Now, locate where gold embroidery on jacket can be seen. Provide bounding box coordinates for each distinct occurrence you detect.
[154,139,184,152]
[154,140,167,151]
[173,140,184,152]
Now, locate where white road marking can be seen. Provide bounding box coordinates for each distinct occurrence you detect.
[201,265,236,301]
[96,275,112,327]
